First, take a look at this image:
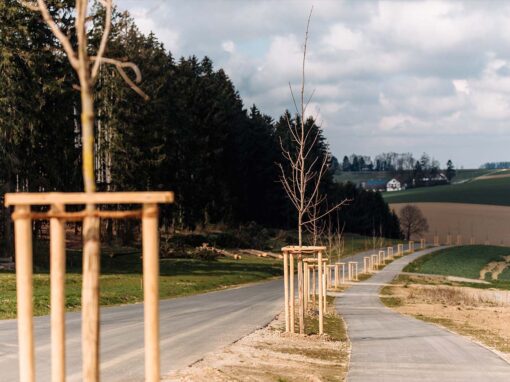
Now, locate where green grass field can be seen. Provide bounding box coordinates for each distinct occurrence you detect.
[383,176,510,206]
[0,254,282,320]
[403,245,510,279]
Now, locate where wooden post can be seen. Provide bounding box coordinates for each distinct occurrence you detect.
[142,203,160,382]
[397,243,403,256]
[363,256,369,273]
[470,236,475,245]
[347,261,352,280]
[420,238,426,249]
[335,263,339,288]
[82,213,100,382]
[322,264,327,312]
[317,251,323,334]
[456,234,462,245]
[304,262,309,309]
[283,251,289,332]
[447,234,452,245]
[298,258,304,335]
[289,252,295,333]
[50,204,66,382]
[434,236,439,246]
[14,205,35,382]
[354,262,358,281]
[379,250,385,265]
[312,266,316,306]
[387,247,393,259]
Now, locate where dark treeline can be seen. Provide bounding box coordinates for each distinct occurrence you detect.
[0,2,401,254]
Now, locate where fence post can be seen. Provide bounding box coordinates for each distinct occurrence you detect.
[142,203,160,382]
[50,203,66,382]
[14,205,35,382]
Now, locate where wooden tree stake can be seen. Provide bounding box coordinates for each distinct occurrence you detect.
[289,252,295,333]
[14,205,35,382]
[283,251,289,332]
[50,204,66,382]
[142,204,160,382]
[317,251,323,334]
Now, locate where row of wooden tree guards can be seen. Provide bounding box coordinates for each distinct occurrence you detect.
[281,238,434,335]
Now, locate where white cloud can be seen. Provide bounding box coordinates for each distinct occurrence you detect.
[453,79,470,95]
[120,0,510,167]
[221,40,235,54]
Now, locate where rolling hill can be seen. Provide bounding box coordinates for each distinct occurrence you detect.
[383,176,510,206]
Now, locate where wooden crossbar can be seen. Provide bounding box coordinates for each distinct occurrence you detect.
[5,191,174,206]
[11,209,145,221]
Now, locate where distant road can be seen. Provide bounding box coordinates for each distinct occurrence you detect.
[337,247,510,381]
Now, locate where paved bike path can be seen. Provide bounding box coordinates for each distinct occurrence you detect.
[336,247,510,381]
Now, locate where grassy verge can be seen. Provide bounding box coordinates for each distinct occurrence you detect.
[0,255,282,319]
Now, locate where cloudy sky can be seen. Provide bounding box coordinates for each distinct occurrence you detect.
[119,0,510,168]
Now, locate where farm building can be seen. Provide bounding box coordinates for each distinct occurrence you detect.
[386,178,402,192]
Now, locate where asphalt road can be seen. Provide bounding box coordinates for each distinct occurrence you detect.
[336,247,510,381]
[0,278,282,381]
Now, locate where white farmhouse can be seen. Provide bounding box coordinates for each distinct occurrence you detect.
[386,178,401,192]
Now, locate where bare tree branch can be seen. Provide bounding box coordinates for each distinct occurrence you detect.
[90,57,149,100]
[91,0,112,80]
[21,0,79,69]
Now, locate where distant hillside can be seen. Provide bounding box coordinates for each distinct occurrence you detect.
[334,169,494,186]
[383,175,510,206]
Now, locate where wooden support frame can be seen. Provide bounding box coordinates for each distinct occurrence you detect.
[408,241,414,253]
[371,254,379,271]
[387,247,393,260]
[282,247,327,335]
[339,262,346,284]
[363,256,370,274]
[378,250,385,265]
[397,244,404,257]
[6,191,173,382]
[348,262,358,281]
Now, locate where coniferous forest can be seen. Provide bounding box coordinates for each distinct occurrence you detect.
[0,1,401,256]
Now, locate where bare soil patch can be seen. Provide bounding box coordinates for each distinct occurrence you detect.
[381,282,510,358]
[163,308,349,381]
[390,202,510,245]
